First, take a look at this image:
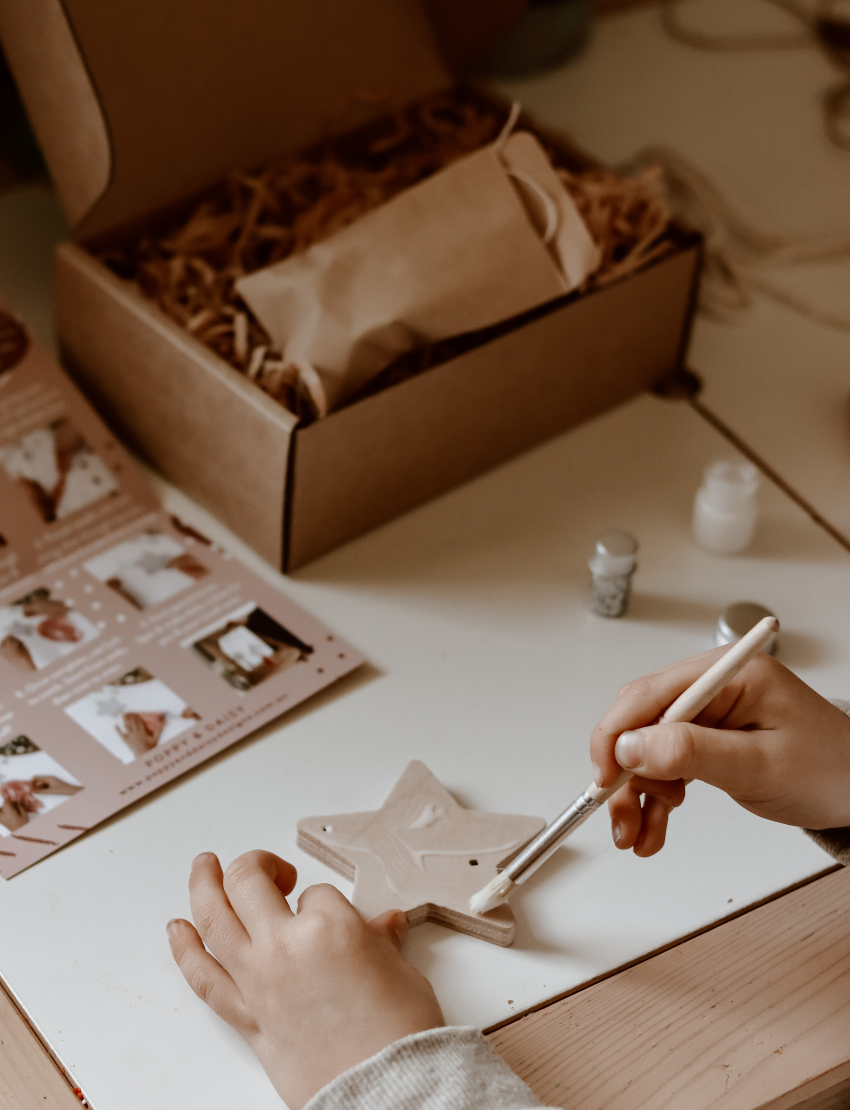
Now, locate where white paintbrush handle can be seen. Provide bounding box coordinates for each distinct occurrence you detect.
[586,615,779,807]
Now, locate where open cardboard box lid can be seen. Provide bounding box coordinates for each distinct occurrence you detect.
[0,0,451,239]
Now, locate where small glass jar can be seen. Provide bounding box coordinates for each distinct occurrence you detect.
[588,530,638,618]
[693,459,760,555]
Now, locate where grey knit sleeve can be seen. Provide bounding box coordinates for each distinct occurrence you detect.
[303,1026,547,1110]
[804,699,850,864]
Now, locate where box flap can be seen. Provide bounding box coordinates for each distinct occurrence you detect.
[0,0,112,230]
[1,0,450,240]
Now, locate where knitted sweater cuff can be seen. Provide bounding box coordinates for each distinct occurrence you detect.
[303,1026,545,1110]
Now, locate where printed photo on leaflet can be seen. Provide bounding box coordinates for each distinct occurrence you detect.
[187,602,313,691]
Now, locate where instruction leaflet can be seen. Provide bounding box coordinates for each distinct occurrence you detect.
[0,311,363,877]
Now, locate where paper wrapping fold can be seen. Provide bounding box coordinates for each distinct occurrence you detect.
[236,131,601,415]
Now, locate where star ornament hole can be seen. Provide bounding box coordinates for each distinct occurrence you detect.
[469,859,478,866]
[322,825,333,833]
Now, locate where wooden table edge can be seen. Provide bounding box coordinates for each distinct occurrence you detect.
[0,975,84,1107]
[485,864,841,1034]
[487,864,850,1110]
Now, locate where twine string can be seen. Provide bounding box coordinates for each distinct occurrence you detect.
[622,143,850,333]
[661,0,850,148]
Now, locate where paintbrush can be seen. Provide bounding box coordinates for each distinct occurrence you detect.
[469,615,779,915]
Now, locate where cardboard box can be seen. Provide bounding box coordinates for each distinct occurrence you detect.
[0,0,701,571]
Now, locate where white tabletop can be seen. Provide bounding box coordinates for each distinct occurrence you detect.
[1,4,850,1102]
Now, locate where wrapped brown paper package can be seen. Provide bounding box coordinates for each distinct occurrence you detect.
[236,130,601,415]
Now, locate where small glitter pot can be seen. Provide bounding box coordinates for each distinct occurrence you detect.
[715,601,778,655]
[588,530,638,618]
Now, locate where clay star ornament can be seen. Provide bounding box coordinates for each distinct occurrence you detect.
[297,761,545,946]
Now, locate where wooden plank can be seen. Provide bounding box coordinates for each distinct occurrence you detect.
[0,982,81,1109]
[487,867,850,1110]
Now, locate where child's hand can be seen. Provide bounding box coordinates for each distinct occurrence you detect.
[590,648,850,857]
[167,851,444,1109]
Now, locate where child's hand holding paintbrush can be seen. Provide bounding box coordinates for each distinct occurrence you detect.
[169,627,850,1109]
[472,616,829,911]
[592,631,850,856]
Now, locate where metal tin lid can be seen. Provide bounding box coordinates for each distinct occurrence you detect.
[715,601,777,654]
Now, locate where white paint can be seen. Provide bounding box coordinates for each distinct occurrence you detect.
[409,803,445,829]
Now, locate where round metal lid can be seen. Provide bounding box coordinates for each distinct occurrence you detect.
[716,601,778,653]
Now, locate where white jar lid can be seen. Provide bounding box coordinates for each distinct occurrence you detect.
[590,530,638,576]
[702,459,760,511]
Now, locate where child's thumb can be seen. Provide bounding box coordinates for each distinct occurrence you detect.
[367,909,408,951]
[615,721,763,795]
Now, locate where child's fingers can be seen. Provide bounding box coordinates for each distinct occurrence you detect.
[367,909,408,952]
[614,721,765,795]
[632,794,673,857]
[608,782,643,849]
[589,646,730,787]
[189,852,249,966]
[221,850,298,938]
[629,776,687,809]
[166,918,256,1037]
[608,778,684,851]
[296,882,354,916]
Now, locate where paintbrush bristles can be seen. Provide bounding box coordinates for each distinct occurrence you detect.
[469,872,516,915]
